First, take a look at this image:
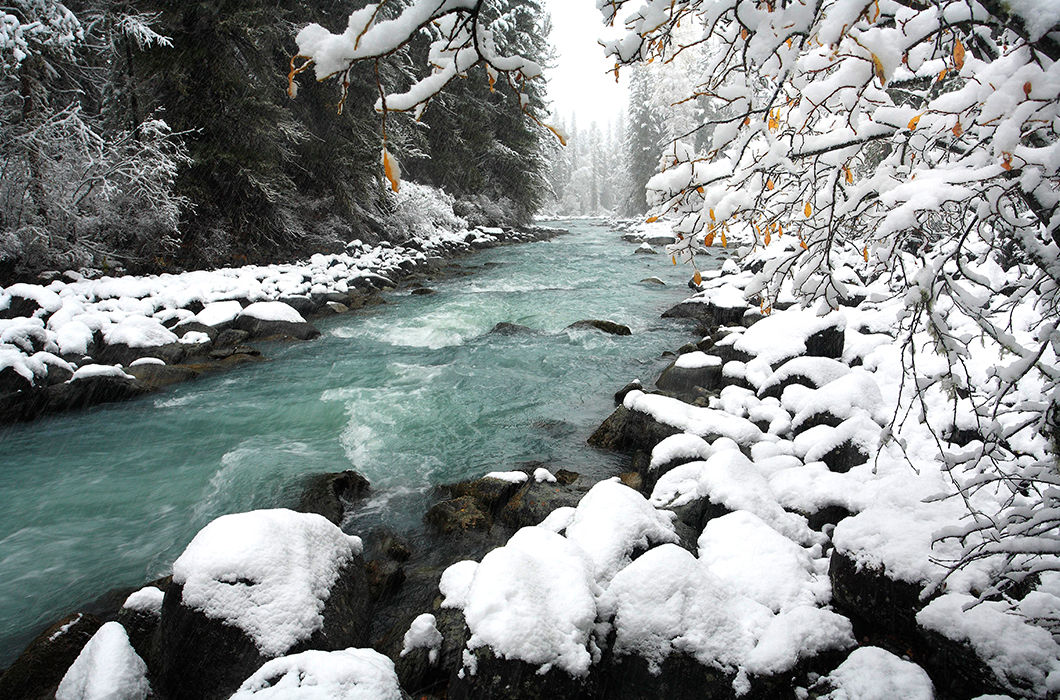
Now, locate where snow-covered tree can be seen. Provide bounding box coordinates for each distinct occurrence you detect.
[596,0,1059,598]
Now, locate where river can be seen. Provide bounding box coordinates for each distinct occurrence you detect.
[0,219,722,665]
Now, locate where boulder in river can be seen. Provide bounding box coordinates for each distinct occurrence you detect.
[296,470,371,526]
[0,612,103,700]
[566,320,632,336]
[587,405,682,453]
[654,352,723,402]
[489,322,534,336]
[154,509,370,700]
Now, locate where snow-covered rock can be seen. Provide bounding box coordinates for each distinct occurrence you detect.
[55,622,150,700]
[230,648,403,700]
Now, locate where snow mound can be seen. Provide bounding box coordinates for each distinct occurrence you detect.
[103,315,179,348]
[916,593,1060,696]
[758,356,850,395]
[565,479,678,584]
[172,509,362,657]
[649,433,711,470]
[624,390,764,445]
[483,470,529,484]
[533,467,557,483]
[401,613,443,663]
[70,364,135,381]
[195,300,244,326]
[730,308,845,366]
[230,648,403,700]
[238,302,306,324]
[55,621,150,700]
[674,351,722,369]
[784,369,886,428]
[819,647,934,700]
[122,586,164,615]
[459,527,601,676]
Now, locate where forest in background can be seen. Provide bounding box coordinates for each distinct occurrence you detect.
[0,0,557,282]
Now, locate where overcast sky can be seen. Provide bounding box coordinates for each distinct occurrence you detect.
[542,0,628,131]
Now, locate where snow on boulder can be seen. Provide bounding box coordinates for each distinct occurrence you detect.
[818,647,934,700]
[916,592,1060,697]
[157,509,370,700]
[194,300,244,327]
[54,320,95,356]
[170,509,363,657]
[743,605,855,677]
[70,364,135,382]
[729,307,846,366]
[55,622,150,700]
[649,433,711,472]
[698,511,829,612]
[564,478,678,584]
[238,301,306,324]
[457,526,601,676]
[783,368,887,431]
[230,648,403,700]
[757,356,851,399]
[439,560,479,609]
[674,351,723,369]
[623,390,764,446]
[102,315,179,348]
[122,587,164,616]
[3,282,63,316]
[483,470,529,484]
[401,613,443,663]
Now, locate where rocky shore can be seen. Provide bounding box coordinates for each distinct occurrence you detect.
[1,223,1057,700]
[0,225,563,423]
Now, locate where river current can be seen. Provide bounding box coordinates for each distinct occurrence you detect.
[0,219,723,665]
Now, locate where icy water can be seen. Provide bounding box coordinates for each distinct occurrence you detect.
[0,219,723,665]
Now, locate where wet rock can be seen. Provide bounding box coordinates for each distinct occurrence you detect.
[213,328,251,348]
[0,365,32,396]
[595,651,733,700]
[297,470,371,526]
[279,295,319,317]
[805,323,845,359]
[443,475,526,517]
[411,288,436,296]
[496,480,584,530]
[43,373,151,414]
[916,624,1012,699]
[614,380,643,405]
[448,648,593,700]
[128,363,202,390]
[587,405,682,454]
[231,315,321,341]
[490,322,534,336]
[172,320,221,341]
[554,470,579,486]
[640,277,665,285]
[634,245,658,255]
[566,320,632,336]
[655,357,723,403]
[366,559,407,601]
[97,341,188,367]
[662,299,748,330]
[0,612,103,700]
[425,497,491,534]
[829,549,929,642]
[324,301,349,314]
[618,471,643,491]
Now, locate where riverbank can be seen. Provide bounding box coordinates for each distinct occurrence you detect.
[0,224,563,423]
[2,218,1056,699]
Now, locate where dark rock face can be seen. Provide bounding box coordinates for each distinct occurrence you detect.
[296,470,371,526]
[662,299,747,331]
[587,405,681,454]
[496,480,584,530]
[566,320,633,336]
[791,408,847,434]
[128,363,203,390]
[42,374,151,415]
[97,341,189,367]
[214,328,251,348]
[0,365,32,396]
[655,359,722,403]
[819,440,870,474]
[117,605,162,664]
[448,649,594,700]
[596,652,733,700]
[411,288,436,296]
[917,625,1012,699]
[829,550,929,642]
[805,324,845,359]
[490,322,534,336]
[153,557,370,700]
[614,380,643,406]
[443,476,527,519]
[0,612,103,700]
[231,315,321,341]
[805,504,855,532]
[425,497,491,534]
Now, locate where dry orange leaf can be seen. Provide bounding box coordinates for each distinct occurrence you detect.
[804,201,812,217]
[871,54,886,84]
[766,178,775,190]
[764,231,772,245]
[844,165,853,184]
[721,231,728,247]
[646,216,659,223]
[954,38,965,69]
[908,113,922,130]
[705,232,715,247]
[937,68,947,82]
[383,148,401,192]
[741,28,749,40]
[1023,81,1032,97]
[778,222,784,237]
[800,238,808,250]
[696,186,704,194]
[743,116,751,126]
[1001,153,1013,170]
[672,255,677,265]
[693,270,702,285]
[863,245,869,262]
[709,208,716,222]
[952,120,963,137]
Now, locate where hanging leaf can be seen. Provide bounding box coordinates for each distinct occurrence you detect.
[766,178,775,190]
[1023,81,1032,97]
[800,238,808,250]
[871,53,886,84]
[696,186,704,194]
[741,28,749,40]
[778,222,784,237]
[844,165,853,184]
[764,231,772,245]
[704,232,716,247]
[709,208,716,222]
[954,38,965,69]
[672,255,677,265]
[693,270,702,285]
[863,245,869,262]
[804,201,812,217]
[646,216,659,223]
[908,113,922,130]
[721,230,728,247]
[952,120,963,137]
[937,68,947,82]
[383,148,401,193]
[1001,152,1013,170]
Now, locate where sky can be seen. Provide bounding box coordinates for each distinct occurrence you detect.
[542,0,629,131]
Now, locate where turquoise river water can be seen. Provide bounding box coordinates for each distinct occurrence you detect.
[0,219,724,665]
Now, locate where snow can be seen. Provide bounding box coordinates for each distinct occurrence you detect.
[564,479,678,584]
[171,509,363,657]
[674,351,722,369]
[129,357,165,367]
[239,301,306,324]
[3,282,63,314]
[70,364,135,381]
[230,648,403,700]
[401,613,443,663]
[458,526,601,676]
[122,586,164,615]
[623,390,765,445]
[730,309,845,366]
[698,511,829,612]
[743,606,854,676]
[916,593,1060,696]
[758,356,850,395]
[194,300,244,326]
[483,470,529,484]
[533,467,557,483]
[820,647,934,700]
[55,622,150,700]
[649,432,711,470]
[179,331,210,345]
[102,315,178,348]
[439,560,479,609]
